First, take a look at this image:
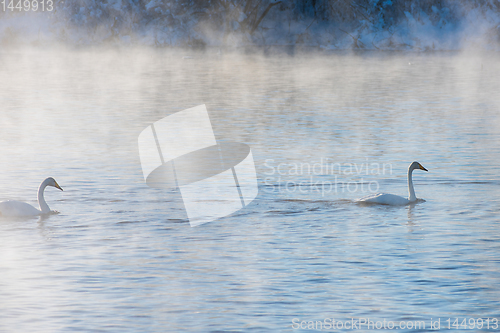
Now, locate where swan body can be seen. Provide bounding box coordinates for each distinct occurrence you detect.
[357,161,428,206]
[0,177,63,217]
[357,192,413,206]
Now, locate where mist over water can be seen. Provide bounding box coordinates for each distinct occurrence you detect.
[1,47,500,331]
[1,0,500,50]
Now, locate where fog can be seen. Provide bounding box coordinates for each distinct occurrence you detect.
[2,2,500,333]
[1,0,499,50]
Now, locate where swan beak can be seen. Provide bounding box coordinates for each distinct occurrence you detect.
[55,181,64,191]
[419,164,428,172]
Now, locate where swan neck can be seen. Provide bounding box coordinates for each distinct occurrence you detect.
[408,168,416,202]
[38,180,50,213]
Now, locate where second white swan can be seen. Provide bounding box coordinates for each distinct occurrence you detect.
[357,161,428,206]
[0,177,63,217]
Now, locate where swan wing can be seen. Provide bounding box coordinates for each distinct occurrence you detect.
[0,200,41,217]
[357,193,410,206]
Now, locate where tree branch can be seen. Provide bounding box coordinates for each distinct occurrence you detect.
[250,1,281,35]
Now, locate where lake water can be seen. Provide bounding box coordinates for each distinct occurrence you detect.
[1,48,499,332]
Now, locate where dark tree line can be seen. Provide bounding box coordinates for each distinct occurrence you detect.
[1,0,499,46]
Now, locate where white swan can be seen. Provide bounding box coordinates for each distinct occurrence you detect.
[0,177,63,217]
[357,161,428,205]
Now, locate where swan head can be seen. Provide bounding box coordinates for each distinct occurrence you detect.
[46,177,64,191]
[410,161,428,172]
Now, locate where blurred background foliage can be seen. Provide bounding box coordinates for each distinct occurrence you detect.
[1,0,499,48]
